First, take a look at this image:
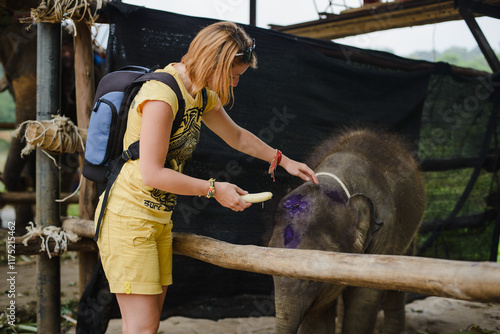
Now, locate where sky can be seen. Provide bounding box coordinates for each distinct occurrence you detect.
[120,0,500,58]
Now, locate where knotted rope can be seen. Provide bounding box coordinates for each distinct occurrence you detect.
[22,222,80,259]
[20,0,103,26]
[12,115,85,202]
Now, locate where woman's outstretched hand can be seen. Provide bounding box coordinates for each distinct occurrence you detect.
[213,181,252,211]
[280,156,319,184]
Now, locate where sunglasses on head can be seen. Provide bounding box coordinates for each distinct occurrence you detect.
[236,38,255,64]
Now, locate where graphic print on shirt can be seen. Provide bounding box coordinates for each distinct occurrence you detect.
[146,104,204,212]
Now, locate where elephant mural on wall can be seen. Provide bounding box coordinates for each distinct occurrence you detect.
[268,128,426,334]
[0,16,104,234]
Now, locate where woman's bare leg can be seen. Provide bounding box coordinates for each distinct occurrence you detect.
[116,286,168,334]
[158,286,168,311]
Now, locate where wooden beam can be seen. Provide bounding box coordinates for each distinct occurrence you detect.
[271,0,470,40]
[0,191,79,204]
[0,122,16,129]
[62,218,95,239]
[73,20,99,296]
[419,210,497,233]
[0,0,105,22]
[459,7,500,72]
[0,0,39,11]
[420,151,500,172]
[250,0,256,26]
[60,218,500,304]
[172,233,500,303]
[14,236,98,255]
[36,21,62,334]
[0,0,103,12]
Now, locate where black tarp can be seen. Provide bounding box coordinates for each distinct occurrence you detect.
[84,1,499,322]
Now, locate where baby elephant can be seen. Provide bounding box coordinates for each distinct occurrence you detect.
[269,128,425,334]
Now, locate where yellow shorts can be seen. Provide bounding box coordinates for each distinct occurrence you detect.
[96,210,173,295]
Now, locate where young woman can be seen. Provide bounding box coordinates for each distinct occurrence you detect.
[95,21,318,333]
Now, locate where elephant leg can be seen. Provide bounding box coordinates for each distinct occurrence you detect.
[379,240,415,333]
[380,290,406,334]
[336,296,344,334]
[298,301,337,334]
[4,138,29,191]
[3,137,35,235]
[342,286,383,334]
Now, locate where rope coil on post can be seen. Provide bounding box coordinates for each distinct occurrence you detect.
[12,115,86,202]
[20,0,103,26]
[12,115,85,159]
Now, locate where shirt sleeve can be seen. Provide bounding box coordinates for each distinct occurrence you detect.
[134,80,180,117]
[204,89,222,113]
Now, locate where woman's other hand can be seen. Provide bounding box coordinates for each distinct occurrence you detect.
[213,182,252,211]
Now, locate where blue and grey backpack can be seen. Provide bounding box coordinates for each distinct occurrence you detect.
[83,65,207,240]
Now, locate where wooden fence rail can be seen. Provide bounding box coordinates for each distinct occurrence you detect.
[0,192,79,204]
[12,218,500,304]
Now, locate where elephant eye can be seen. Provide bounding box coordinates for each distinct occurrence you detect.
[324,189,346,205]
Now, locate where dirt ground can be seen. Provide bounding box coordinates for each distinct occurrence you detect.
[1,253,499,334]
[83,296,500,334]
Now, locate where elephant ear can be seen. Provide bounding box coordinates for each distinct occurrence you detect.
[348,193,382,253]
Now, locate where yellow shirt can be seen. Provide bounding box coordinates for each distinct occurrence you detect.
[102,64,220,221]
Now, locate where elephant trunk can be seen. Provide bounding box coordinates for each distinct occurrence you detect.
[274,277,345,334]
[273,277,315,334]
[274,296,307,334]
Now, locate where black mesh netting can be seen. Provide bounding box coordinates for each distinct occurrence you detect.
[77,2,500,329]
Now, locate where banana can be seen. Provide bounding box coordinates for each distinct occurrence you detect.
[240,192,273,203]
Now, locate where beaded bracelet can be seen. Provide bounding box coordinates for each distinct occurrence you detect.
[268,149,282,182]
[205,178,216,198]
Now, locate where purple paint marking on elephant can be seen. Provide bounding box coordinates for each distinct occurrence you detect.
[283,194,308,217]
[324,189,346,205]
[283,224,301,248]
[281,195,308,248]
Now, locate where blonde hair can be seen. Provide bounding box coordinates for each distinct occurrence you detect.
[181,21,257,106]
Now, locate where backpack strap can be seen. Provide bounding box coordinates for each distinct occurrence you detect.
[93,144,137,241]
[111,72,186,157]
[200,87,208,115]
[134,72,186,118]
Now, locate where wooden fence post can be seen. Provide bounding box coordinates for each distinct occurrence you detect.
[36,21,61,334]
[73,20,99,296]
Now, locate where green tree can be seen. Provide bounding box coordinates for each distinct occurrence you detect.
[408,46,498,72]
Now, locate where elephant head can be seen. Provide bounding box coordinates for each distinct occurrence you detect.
[269,181,381,334]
